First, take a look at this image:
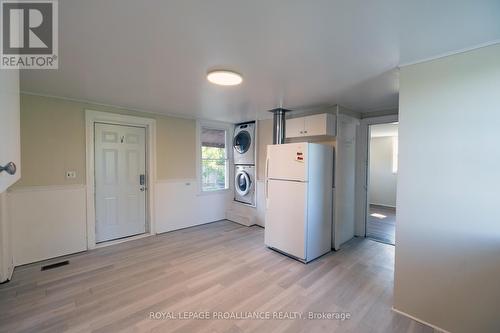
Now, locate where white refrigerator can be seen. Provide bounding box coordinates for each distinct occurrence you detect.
[264,142,333,263]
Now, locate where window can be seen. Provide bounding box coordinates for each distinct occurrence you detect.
[200,126,229,192]
[392,136,398,174]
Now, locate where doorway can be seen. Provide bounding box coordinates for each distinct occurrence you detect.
[366,122,398,245]
[94,123,147,243]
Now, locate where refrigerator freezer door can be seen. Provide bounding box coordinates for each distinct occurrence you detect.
[264,179,307,260]
[267,143,308,182]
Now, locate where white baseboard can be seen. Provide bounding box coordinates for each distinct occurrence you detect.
[392,307,450,333]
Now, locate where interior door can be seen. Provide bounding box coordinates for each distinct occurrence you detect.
[0,70,21,192]
[95,123,147,243]
[334,114,358,250]
[0,68,20,282]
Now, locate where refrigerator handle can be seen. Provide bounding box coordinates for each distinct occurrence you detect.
[266,179,269,199]
[265,157,269,179]
[265,157,270,202]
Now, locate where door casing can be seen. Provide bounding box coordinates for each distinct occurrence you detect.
[354,114,398,238]
[85,110,157,249]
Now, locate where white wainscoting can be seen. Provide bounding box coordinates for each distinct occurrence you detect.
[8,179,237,266]
[155,179,232,233]
[9,185,87,266]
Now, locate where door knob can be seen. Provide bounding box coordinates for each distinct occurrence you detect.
[0,162,16,175]
[140,186,146,192]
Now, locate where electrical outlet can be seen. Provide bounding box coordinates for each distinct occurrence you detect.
[66,171,77,179]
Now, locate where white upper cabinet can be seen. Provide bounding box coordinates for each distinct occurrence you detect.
[285,117,306,138]
[0,70,21,193]
[285,113,336,139]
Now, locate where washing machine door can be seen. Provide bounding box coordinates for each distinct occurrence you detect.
[233,130,251,154]
[235,171,251,196]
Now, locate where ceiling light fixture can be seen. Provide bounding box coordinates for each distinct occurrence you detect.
[207,70,243,86]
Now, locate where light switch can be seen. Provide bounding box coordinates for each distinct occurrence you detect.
[66,171,77,179]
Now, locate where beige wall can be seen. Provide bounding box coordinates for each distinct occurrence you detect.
[16,94,196,187]
[395,44,500,333]
[369,136,397,207]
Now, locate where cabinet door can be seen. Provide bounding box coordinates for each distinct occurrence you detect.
[0,70,21,193]
[304,113,336,137]
[304,114,328,136]
[285,118,305,138]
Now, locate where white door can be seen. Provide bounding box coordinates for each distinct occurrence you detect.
[334,114,358,250]
[264,179,307,259]
[95,123,147,243]
[0,70,21,192]
[0,68,20,282]
[267,143,308,181]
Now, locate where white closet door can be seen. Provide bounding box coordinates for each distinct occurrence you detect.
[0,69,20,283]
[334,114,358,250]
[95,123,146,243]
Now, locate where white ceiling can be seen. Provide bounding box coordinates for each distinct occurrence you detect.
[370,123,398,138]
[20,0,500,123]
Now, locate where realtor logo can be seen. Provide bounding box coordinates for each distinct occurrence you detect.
[1,0,58,69]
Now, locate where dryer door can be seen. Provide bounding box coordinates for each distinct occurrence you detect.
[235,171,251,196]
[233,130,251,154]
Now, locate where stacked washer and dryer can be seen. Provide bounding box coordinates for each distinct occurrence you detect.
[233,122,256,206]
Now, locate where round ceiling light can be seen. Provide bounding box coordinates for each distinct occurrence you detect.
[207,70,243,86]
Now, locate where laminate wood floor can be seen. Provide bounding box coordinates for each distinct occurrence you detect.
[367,205,396,245]
[0,220,435,333]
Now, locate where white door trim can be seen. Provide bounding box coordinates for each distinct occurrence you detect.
[355,114,398,238]
[85,110,157,250]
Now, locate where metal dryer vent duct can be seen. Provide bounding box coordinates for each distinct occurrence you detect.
[269,108,290,144]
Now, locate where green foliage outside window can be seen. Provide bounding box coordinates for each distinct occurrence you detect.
[202,146,227,191]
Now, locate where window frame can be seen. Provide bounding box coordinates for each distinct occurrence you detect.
[196,120,232,194]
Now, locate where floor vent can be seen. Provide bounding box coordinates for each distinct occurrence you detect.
[41,260,69,271]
